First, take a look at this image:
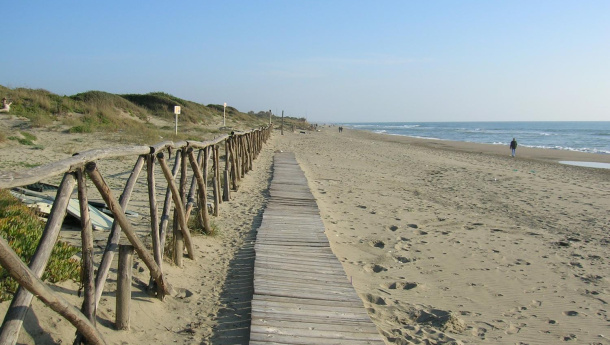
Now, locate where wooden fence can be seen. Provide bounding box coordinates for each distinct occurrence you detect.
[0,125,272,345]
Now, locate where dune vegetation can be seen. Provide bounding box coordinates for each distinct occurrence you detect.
[0,85,309,144]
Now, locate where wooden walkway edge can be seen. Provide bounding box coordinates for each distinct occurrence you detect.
[250,152,385,344]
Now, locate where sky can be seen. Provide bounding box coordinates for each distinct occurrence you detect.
[1,1,609,122]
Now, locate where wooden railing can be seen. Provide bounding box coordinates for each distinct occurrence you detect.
[0,125,273,345]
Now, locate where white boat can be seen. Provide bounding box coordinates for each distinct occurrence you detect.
[10,188,114,231]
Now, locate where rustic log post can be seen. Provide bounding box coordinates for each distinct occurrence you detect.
[203,146,210,183]
[0,172,77,345]
[116,245,134,330]
[85,162,172,298]
[186,149,211,234]
[223,140,231,201]
[229,137,239,190]
[240,136,246,178]
[76,168,96,322]
[93,156,145,308]
[212,145,220,216]
[0,237,107,345]
[156,153,195,261]
[184,149,204,222]
[146,154,162,293]
[158,152,181,257]
[215,145,221,205]
[172,149,187,267]
[73,167,96,345]
[247,134,252,171]
[223,170,231,202]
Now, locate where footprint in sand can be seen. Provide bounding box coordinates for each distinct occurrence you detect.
[387,225,399,231]
[364,263,387,273]
[362,293,387,305]
[369,240,385,249]
[407,224,419,229]
[563,311,579,316]
[382,281,418,290]
[392,255,414,263]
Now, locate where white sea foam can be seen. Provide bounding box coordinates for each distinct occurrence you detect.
[559,161,610,169]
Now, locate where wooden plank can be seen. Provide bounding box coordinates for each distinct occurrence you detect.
[254,287,360,303]
[250,331,383,345]
[254,262,346,275]
[250,325,383,341]
[252,295,365,309]
[252,299,372,319]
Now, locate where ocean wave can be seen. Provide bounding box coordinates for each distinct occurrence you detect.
[523,145,610,155]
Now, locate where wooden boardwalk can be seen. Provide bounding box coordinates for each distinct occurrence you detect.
[250,153,385,345]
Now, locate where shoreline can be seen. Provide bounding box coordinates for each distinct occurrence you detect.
[349,127,610,164]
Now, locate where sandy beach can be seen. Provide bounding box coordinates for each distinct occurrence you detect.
[1,118,609,344]
[277,127,610,344]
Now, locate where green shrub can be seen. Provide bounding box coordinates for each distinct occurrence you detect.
[0,189,81,301]
[20,131,37,141]
[69,124,94,133]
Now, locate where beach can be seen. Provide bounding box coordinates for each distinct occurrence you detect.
[276,127,610,344]
[1,120,610,344]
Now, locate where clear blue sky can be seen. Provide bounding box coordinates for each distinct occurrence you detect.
[2,1,609,122]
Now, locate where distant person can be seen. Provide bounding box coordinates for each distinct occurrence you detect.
[510,138,518,157]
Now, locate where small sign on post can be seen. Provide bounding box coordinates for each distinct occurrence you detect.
[223,103,227,127]
[174,106,181,135]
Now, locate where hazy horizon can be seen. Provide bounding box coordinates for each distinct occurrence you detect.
[2,1,608,123]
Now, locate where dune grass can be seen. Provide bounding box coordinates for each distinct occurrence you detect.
[0,85,311,142]
[0,189,80,302]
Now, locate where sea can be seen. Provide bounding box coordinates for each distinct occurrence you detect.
[340,122,610,155]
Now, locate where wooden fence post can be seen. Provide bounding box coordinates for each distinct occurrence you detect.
[158,152,181,258]
[0,172,77,345]
[86,162,173,298]
[147,154,162,292]
[172,150,187,267]
[93,156,145,308]
[76,168,96,322]
[184,149,204,222]
[156,153,195,262]
[212,145,220,216]
[229,137,239,190]
[223,139,230,201]
[116,245,134,330]
[187,149,211,234]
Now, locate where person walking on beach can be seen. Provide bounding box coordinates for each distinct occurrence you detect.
[510,138,518,157]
